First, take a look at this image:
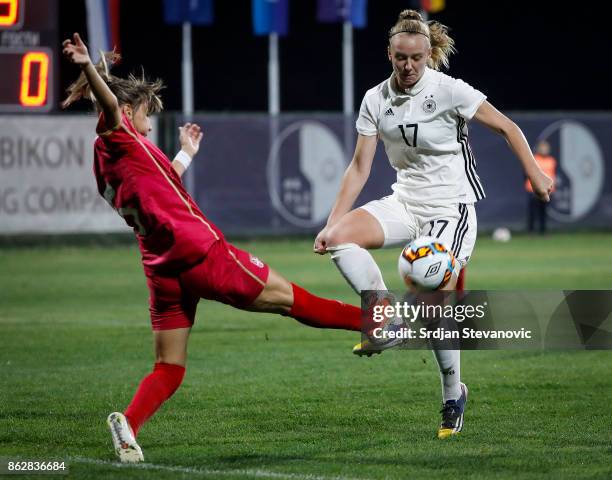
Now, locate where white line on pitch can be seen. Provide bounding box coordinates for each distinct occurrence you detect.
[69,457,367,480]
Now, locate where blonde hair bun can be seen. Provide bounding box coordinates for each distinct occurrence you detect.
[397,9,423,22]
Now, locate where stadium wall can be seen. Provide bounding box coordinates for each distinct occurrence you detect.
[0,113,609,235]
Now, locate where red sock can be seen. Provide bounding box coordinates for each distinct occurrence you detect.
[288,283,361,331]
[124,362,185,437]
[457,267,466,291]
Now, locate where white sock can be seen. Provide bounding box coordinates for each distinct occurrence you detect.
[328,243,387,294]
[432,349,461,402]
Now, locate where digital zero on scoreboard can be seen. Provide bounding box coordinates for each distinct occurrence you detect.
[0,0,57,112]
[0,47,52,110]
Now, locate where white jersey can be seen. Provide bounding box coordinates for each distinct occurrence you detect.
[356,67,486,204]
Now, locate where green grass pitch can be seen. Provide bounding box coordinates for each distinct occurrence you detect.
[1,233,611,479]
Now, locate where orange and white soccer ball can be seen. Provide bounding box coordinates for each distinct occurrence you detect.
[398,236,456,290]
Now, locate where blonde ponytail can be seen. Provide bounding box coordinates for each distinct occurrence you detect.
[62,51,164,115]
[61,51,120,108]
[388,9,456,70]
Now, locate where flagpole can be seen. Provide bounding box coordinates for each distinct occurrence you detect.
[342,21,353,115]
[342,20,354,163]
[268,32,280,115]
[182,21,195,193]
[182,22,194,117]
[268,31,281,228]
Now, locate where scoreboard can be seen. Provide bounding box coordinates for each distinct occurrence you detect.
[0,0,57,112]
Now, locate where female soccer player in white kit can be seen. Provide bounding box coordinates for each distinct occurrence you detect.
[314,10,553,438]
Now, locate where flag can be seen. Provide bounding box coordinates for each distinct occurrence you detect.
[421,0,445,13]
[252,0,289,36]
[316,0,367,29]
[163,0,214,25]
[85,0,121,62]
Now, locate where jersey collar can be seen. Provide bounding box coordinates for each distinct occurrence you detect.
[387,67,432,100]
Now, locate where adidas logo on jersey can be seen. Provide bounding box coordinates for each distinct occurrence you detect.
[384,108,394,116]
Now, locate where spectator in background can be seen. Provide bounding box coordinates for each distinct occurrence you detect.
[526,140,557,234]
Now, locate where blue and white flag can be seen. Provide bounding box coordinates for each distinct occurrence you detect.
[252,0,289,36]
[163,0,214,25]
[85,0,121,62]
[316,0,367,29]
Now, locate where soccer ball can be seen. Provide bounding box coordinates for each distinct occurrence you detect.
[492,227,511,242]
[398,236,456,290]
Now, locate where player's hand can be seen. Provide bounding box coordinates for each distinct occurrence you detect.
[529,170,554,202]
[62,33,91,66]
[313,227,330,255]
[178,123,203,158]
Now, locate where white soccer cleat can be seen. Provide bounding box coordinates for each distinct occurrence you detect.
[106,412,144,463]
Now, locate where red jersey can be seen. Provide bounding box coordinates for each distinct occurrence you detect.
[93,112,224,273]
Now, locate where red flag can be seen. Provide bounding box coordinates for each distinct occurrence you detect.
[421,0,445,13]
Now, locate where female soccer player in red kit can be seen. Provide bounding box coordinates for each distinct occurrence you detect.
[62,33,361,463]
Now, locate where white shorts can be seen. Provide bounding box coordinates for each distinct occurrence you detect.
[360,193,477,267]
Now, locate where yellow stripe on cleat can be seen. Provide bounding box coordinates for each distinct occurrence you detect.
[437,428,459,439]
[352,342,381,357]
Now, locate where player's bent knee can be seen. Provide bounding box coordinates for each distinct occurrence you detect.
[325,209,385,249]
[323,225,349,248]
[249,269,293,313]
[154,327,190,367]
[155,354,187,367]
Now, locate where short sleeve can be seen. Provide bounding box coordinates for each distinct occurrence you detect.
[452,79,486,120]
[355,93,378,136]
[96,111,122,136]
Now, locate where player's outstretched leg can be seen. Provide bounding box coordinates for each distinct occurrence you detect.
[178,241,362,332]
[248,268,362,332]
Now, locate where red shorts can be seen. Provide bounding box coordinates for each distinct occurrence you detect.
[146,240,270,330]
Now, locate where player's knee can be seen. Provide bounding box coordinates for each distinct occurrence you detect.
[155,354,187,367]
[154,327,190,366]
[323,225,354,248]
[155,344,187,367]
[251,270,293,313]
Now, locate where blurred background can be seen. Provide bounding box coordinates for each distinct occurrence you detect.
[1,0,611,237]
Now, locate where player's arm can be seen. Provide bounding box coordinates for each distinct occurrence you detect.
[326,134,377,226]
[313,134,377,253]
[62,33,121,129]
[473,101,553,201]
[171,123,203,177]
